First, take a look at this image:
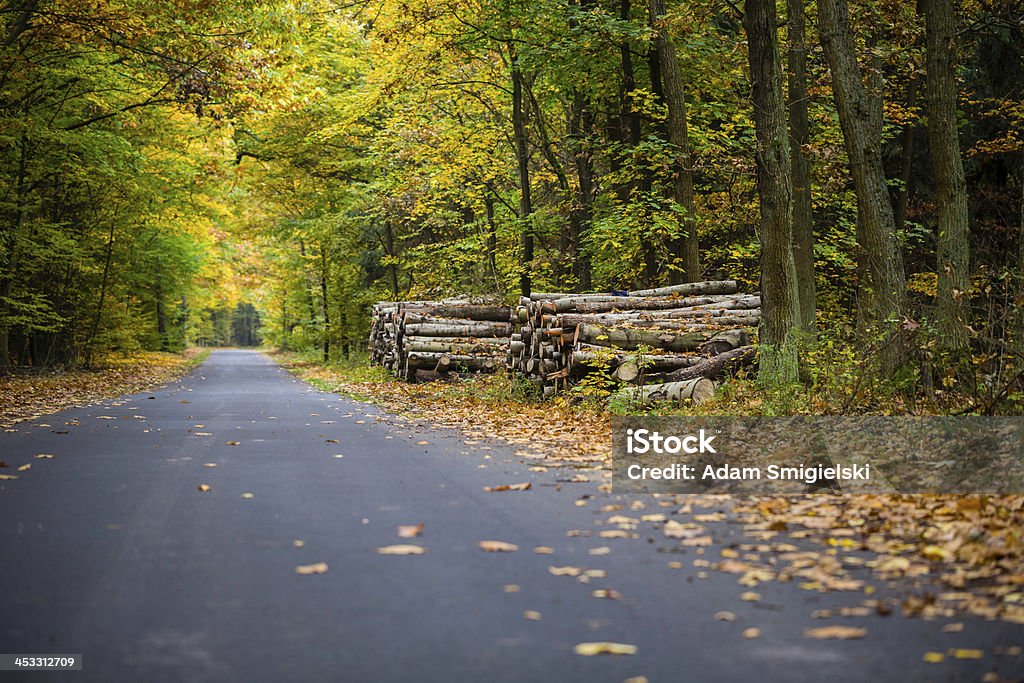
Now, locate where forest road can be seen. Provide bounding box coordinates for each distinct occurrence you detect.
[0,349,1019,682]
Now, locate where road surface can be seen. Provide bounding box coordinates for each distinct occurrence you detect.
[0,350,1020,681]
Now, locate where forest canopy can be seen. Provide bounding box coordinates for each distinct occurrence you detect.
[1,0,1022,409]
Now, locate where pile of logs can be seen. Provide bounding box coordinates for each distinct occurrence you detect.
[368,280,759,404]
[369,300,514,381]
[512,281,760,401]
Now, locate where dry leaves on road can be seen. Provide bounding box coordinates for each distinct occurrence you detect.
[574,642,637,656]
[805,626,867,640]
[483,482,531,492]
[295,562,329,575]
[397,524,425,539]
[0,350,204,428]
[377,544,427,555]
[480,540,519,552]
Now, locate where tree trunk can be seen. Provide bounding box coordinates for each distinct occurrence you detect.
[787,0,816,331]
[575,322,730,352]
[665,345,758,382]
[746,0,801,384]
[894,77,919,235]
[383,219,399,298]
[924,0,970,351]
[508,41,534,297]
[320,247,330,362]
[817,0,907,338]
[617,378,716,404]
[650,0,700,283]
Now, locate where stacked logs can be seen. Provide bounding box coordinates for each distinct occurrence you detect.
[511,281,759,401]
[369,300,514,381]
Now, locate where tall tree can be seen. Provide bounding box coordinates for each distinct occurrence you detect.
[649,0,700,283]
[923,0,970,351]
[817,0,907,334]
[787,0,816,330]
[745,0,801,383]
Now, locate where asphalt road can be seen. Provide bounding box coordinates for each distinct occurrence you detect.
[1,350,1020,682]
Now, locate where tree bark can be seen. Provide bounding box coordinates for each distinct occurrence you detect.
[924,0,970,350]
[787,0,816,330]
[817,0,907,338]
[665,345,758,382]
[650,0,700,283]
[746,0,801,384]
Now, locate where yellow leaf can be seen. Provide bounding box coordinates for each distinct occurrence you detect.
[740,592,761,602]
[295,562,328,575]
[198,484,211,492]
[523,610,542,621]
[714,611,736,621]
[574,642,637,656]
[534,546,554,554]
[948,649,983,660]
[34,454,55,459]
[226,441,240,446]
[921,545,954,562]
[922,652,945,663]
[805,626,866,640]
[241,492,254,499]
[17,464,30,472]
[742,628,761,639]
[0,474,18,480]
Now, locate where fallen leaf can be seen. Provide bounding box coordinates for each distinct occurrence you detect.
[484,482,532,492]
[397,523,425,539]
[948,648,983,660]
[550,566,583,577]
[592,589,623,600]
[743,628,762,639]
[295,562,328,575]
[0,474,18,480]
[714,611,736,621]
[241,492,254,499]
[534,546,554,554]
[417,440,429,445]
[922,652,945,663]
[480,540,519,553]
[226,441,240,446]
[740,592,761,602]
[17,464,30,471]
[942,622,964,633]
[503,584,520,593]
[293,540,305,547]
[377,544,427,555]
[574,642,637,656]
[922,545,954,562]
[34,454,55,459]
[523,610,542,621]
[805,626,867,640]
[198,484,211,492]
[203,463,217,468]
[589,547,611,556]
